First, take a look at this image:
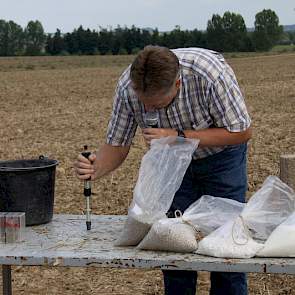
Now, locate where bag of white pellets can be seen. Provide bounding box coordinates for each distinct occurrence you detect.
[115,136,199,246]
[137,216,199,253]
[137,195,244,253]
[196,218,264,258]
[197,176,295,258]
[257,211,295,257]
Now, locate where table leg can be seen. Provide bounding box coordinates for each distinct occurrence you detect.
[2,265,12,295]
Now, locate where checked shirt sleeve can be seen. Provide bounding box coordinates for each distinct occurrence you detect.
[106,84,137,146]
[208,64,251,132]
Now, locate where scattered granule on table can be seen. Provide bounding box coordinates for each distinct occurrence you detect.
[137,219,199,253]
[114,216,151,246]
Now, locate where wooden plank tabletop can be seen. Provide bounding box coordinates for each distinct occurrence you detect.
[0,214,294,274]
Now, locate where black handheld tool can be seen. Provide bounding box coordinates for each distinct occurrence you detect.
[81,145,92,230]
[145,111,159,128]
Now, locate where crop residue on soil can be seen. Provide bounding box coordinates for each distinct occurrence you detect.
[0,53,294,294]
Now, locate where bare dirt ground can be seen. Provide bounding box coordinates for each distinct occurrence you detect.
[0,52,294,294]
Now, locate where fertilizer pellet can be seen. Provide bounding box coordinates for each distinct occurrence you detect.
[114,216,151,246]
[137,219,198,253]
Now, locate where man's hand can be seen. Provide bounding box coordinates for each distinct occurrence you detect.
[74,153,97,180]
[74,144,130,182]
[142,128,177,145]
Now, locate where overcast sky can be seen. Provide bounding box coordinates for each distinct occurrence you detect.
[1,0,294,33]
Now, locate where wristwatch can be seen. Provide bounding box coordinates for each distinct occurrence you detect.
[177,129,186,138]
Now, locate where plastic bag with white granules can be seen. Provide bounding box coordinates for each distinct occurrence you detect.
[137,217,199,253]
[197,176,295,258]
[257,211,295,257]
[115,136,199,246]
[137,195,244,252]
[196,217,264,258]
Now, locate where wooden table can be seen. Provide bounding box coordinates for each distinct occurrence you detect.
[1,214,295,294]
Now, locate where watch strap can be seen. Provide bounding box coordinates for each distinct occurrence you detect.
[177,129,186,138]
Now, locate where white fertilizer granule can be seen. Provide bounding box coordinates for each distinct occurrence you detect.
[137,219,199,253]
[114,216,151,246]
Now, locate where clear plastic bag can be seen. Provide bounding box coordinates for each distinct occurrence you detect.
[115,136,199,246]
[137,217,198,253]
[197,218,264,258]
[242,176,295,241]
[197,176,295,258]
[257,211,295,257]
[137,195,244,253]
[183,195,245,235]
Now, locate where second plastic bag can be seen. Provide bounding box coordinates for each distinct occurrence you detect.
[137,195,244,252]
[115,137,199,246]
[257,211,295,257]
[197,176,295,258]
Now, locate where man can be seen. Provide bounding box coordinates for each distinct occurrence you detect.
[75,45,251,295]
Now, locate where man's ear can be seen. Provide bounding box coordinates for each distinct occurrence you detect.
[175,79,181,89]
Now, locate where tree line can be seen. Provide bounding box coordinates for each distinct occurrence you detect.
[0,9,291,56]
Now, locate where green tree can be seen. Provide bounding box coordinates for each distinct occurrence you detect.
[168,26,188,48]
[252,9,283,51]
[52,29,66,54]
[24,20,46,55]
[0,20,24,56]
[7,21,24,55]
[184,29,207,48]
[64,31,79,54]
[97,27,113,55]
[222,12,249,51]
[151,28,160,45]
[207,12,250,52]
[75,26,98,54]
[140,29,152,48]
[45,29,66,55]
[288,32,295,44]
[207,14,225,51]
[112,26,123,55]
[0,20,8,55]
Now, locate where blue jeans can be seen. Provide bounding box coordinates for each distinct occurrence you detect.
[163,144,248,295]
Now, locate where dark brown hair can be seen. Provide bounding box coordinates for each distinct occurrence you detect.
[130,45,179,97]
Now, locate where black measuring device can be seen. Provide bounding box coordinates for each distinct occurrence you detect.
[81,145,92,230]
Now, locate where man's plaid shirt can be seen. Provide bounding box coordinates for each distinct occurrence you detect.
[106,47,251,159]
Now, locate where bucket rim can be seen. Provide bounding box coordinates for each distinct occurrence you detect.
[0,158,59,172]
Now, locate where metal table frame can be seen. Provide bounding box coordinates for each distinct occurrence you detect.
[1,214,295,295]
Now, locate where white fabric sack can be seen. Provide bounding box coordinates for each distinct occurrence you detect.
[257,211,295,257]
[115,136,199,246]
[137,195,244,252]
[197,176,295,258]
[197,218,264,258]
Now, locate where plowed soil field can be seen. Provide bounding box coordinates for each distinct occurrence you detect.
[0,52,294,294]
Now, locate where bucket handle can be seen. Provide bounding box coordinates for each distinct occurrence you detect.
[39,155,48,160]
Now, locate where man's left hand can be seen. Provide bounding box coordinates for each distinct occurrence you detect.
[142,128,177,145]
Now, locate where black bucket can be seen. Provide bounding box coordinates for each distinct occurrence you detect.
[0,156,59,226]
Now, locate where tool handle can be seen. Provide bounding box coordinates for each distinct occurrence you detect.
[82,145,91,159]
[82,145,92,182]
[82,151,91,159]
